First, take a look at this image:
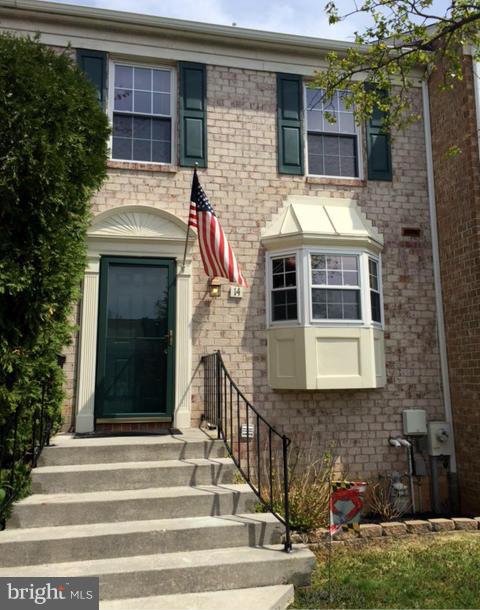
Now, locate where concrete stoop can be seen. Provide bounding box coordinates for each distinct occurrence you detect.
[99,585,295,610]
[1,430,315,609]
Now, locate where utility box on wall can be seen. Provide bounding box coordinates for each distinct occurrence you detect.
[402,409,427,436]
[428,421,453,456]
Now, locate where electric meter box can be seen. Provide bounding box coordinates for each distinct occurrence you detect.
[402,409,427,436]
[428,421,453,456]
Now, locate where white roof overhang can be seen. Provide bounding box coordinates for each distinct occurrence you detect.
[260,196,384,253]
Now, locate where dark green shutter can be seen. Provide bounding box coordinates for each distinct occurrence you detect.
[366,91,392,181]
[179,62,207,168]
[277,73,304,175]
[76,49,107,108]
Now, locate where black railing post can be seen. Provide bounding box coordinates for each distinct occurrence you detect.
[202,351,292,553]
[9,408,20,493]
[0,361,61,526]
[215,351,222,440]
[31,407,38,468]
[33,384,46,468]
[237,393,241,469]
[268,427,273,511]
[282,435,292,552]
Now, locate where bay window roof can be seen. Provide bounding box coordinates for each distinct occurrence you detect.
[260,196,383,252]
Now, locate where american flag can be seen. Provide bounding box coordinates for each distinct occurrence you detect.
[188,170,248,288]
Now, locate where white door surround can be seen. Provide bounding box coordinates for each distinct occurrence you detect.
[75,205,195,433]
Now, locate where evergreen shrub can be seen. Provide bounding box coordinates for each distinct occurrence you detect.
[0,34,109,519]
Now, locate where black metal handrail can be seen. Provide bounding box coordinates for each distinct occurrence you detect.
[0,356,64,529]
[0,400,54,529]
[202,351,292,552]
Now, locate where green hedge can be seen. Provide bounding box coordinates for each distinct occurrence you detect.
[0,34,110,518]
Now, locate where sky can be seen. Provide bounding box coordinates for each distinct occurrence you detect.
[42,0,453,41]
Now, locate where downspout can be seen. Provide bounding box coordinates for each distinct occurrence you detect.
[421,80,459,512]
[468,50,480,157]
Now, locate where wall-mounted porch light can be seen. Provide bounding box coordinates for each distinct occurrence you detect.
[209,277,222,298]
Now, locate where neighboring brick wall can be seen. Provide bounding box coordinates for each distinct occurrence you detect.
[62,65,443,481]
[428,53,480,515]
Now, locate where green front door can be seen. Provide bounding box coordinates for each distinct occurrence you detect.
[95,257,176,421]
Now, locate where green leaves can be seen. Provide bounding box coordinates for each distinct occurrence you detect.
[0,34,109,517]
[316,1,480,134]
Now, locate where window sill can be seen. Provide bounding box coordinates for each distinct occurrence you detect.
[107,160,179,173]
[306,176,366,187]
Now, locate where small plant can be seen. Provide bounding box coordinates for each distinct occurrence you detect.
[287,447,336,532]
[365,473,410,521]
[255,437,339,533]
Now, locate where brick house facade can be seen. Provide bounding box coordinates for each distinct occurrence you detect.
[0,0,465,512]
[428,49,480,515]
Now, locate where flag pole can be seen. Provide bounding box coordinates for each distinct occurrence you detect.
[182,163,198,272]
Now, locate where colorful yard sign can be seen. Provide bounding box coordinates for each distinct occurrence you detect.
[329,481,367,535]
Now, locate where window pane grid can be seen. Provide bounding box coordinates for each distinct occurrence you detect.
[112,64,172,163]
[271,256,298,322]
[311,254,361,320]
[311,254,360,287]
[312,288,361,320]
[369,258,382,323]
[306,87,358,177]
[308,133,358,178]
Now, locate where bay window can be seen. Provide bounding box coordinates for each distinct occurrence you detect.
[268,250,381,327]
[262,195,385,389]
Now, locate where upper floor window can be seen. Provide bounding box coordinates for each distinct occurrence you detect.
[306,88,359,178]
[111,63,174,164]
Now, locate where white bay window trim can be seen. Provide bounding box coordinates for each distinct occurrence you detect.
[262,196,385,390]
[309,250,362,324]
[267,248,384,329]
[267,249,304,326]
[368,255,384,327]
[107,58,177,166]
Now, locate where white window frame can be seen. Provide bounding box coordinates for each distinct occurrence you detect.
[267,248,383,329]
[368,254,384,328]
[303,85,364,180]
[266,250,304,327]
[107,58,177,166]
[308,249,363,324]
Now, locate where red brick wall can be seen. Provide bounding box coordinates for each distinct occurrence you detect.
[429,53,480,515]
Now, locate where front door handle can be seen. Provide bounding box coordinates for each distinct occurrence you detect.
[163,330,174,347]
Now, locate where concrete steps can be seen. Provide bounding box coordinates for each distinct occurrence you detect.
[39,432,225,465]
[3,430,314,609]
[32,457,236,493]
[0,545,314,599]
[9,484,256,528]
[99,585,295,610]
[0,513,283,566]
